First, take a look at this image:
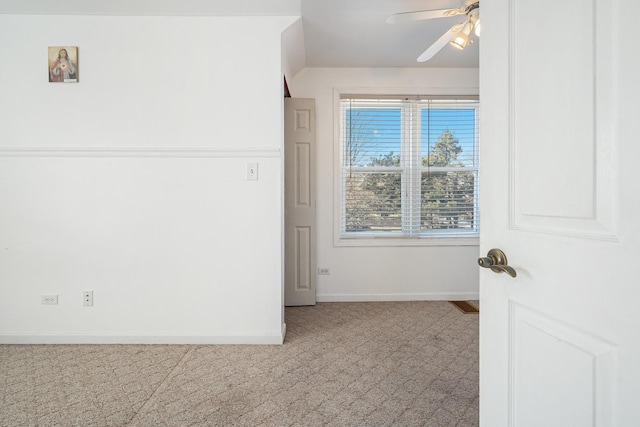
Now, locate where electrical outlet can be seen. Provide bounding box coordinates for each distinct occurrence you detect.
[41,294,58,305]
[83,290,93,307]
[318,267,330,275]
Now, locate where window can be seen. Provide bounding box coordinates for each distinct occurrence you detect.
[339,96,479,241]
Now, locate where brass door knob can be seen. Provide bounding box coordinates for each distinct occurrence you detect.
[478,248,517,278]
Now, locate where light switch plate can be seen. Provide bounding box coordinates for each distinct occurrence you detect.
[247,162,258,181]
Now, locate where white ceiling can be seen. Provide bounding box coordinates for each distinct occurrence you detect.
[0,0,301,16]
[0,0,479,68]
[301,0,479,68]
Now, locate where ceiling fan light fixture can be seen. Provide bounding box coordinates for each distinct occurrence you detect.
[450,32,469,49]
[450,20,473,50]
[474,18,481,36]
[388,0,481,62]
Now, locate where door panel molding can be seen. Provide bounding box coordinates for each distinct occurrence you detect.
[508,302,616,427]
[295,142,311,207]
[295,226,311,291]
[508,0,617,240]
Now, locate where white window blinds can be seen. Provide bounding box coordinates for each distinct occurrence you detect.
[340,97,479,238]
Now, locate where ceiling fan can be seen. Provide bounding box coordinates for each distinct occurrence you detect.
[386,0,480,62]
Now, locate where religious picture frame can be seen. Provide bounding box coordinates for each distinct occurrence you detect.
[48,46,78,83]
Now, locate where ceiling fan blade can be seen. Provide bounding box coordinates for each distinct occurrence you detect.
[386,8,462,24]
[417,23,463,62]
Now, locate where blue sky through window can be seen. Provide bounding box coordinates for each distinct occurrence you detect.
[345,108,401,167]
[345,106,476,167]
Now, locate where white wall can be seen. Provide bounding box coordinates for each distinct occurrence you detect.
[290,68,480,301]
[0,14,296,343]
[281,17,305,82]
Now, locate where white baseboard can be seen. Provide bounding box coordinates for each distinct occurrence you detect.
[316,292,479,303]
[0,331,285,345]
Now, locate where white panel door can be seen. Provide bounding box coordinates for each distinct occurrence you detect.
[284,98,316,306]
[480,0,640,425]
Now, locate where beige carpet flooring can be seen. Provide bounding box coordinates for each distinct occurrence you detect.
[0,301,479,426]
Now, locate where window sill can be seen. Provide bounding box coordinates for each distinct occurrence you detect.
[334,235,480,247]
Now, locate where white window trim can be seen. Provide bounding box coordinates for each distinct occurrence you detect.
[332,87,480,247]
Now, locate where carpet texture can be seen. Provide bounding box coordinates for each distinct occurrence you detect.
[0,301,479,426]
